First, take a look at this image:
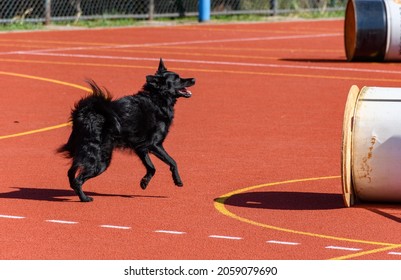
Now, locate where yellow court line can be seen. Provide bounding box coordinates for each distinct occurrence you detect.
[0,123,71,140]
[0,43,59,49]
[331,244,401,260]
[0,71,90,140]
[0,71,91,92]
[214,176,401,259]
[95,47,278,60]
[173,25,329,35]
[0,41,342,54]
[1,58,401,84]
[139,45,343,53]
[176,67,401,84]
[0,38,117,47]
[0,58,156,71]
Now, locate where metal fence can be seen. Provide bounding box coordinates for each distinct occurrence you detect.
[0,0,346,24]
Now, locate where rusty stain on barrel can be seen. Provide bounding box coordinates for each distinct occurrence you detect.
[358,136,377,183]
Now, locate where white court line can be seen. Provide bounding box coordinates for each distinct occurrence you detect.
[325,246,362,252]
[1,33,341,56]
[154,230,186,235]
[4,31,400,76]
[45,220,78,224]
[0,214,25,219]
[267,240,300,246]
[388,252,401,256]
[15,52,401,77]
[209,235,243,240]
[100,225,131,230]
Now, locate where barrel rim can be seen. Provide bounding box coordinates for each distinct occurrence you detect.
[341,85,360,207]
[344,0,357,61]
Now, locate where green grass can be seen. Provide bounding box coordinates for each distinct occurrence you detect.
[211,10,344,21]
[0,22,45,31]
[55,18,152,28]
[0,11,345,32]
[292,10,344,19]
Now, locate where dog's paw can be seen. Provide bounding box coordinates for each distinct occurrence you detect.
[80,196,94,202]
[140,179,148,190]
[175,181,183,187]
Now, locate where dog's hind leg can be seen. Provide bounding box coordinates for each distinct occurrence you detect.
[137,151,156,190]
[67,155,111,202]
[151,145,183,187]
[68,165,93,202]
[68,164,98,202]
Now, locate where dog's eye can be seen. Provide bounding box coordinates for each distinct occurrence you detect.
[167,74,179,81]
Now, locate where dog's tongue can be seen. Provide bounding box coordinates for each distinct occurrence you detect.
[179,88,192,97]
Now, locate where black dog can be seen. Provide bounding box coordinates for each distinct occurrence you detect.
[58,59,195,202]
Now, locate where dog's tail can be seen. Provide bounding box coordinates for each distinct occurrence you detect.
[57,80,121,158]
[85,80,122,133]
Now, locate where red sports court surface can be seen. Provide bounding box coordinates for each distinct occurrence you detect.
[0,19,400,260]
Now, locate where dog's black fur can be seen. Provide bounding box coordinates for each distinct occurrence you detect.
[58,59,195,202]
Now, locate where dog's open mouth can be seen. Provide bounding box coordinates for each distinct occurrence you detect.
[178,88,192,98]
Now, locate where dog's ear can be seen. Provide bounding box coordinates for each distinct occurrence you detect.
[146,75,163,87]
[156,58,167,74]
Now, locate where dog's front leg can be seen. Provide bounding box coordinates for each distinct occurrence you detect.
[151,145,183,187]
[137,151,156,190]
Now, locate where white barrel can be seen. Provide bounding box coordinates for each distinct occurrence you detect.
[384,0,401,60]
[342,86,401,206]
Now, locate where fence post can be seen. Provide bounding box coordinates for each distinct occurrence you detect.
[270,0,277,16]
[199,0,210,22]
[45,0,51,25]
[149,0,154,20]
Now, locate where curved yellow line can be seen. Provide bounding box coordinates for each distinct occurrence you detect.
[0,71,89,140]
[0,122,71,140]
[331,244,401,260]
[214,176,400,249]
[0,71,91,92]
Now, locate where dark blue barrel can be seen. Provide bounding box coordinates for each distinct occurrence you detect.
[344,0,388,61]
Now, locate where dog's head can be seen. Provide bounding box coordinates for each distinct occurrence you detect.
[145,58,195,99]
